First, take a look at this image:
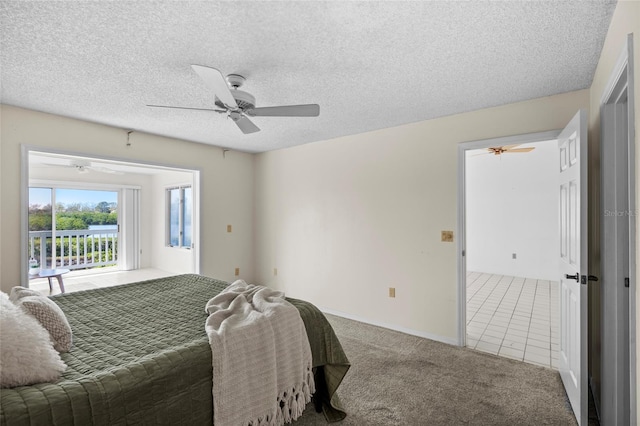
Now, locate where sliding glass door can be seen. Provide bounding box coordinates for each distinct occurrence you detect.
[28,187,119,271]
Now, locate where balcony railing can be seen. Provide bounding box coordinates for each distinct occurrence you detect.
[28,228,118,270]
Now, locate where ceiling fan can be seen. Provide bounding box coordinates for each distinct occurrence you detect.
[475,144,536,156]
[39,160,124,175]
[147,65,320,134]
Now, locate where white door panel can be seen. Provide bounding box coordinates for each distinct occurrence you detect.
[558,110,588,425]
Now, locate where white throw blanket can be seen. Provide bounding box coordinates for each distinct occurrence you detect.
[205,280,315,426]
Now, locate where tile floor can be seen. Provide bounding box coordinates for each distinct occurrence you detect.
[28,267,175,296]
[466,271,560,369]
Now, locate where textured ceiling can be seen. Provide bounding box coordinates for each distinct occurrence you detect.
[1,1,616,153]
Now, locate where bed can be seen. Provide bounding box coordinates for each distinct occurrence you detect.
[0,274,350,425]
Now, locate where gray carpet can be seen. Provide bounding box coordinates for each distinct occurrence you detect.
[296,314,578,425]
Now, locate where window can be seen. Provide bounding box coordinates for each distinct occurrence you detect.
[167,185,192,248]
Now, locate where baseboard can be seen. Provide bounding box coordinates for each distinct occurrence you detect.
[319,307,459,346]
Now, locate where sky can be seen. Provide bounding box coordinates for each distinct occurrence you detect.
[29,188,118,207]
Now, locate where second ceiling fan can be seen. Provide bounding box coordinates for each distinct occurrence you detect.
[148,65,320,134]
[476,144,536,156]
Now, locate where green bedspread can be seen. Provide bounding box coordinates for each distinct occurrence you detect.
[0,274,350,425]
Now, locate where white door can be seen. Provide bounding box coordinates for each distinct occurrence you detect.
[558,110,588,425]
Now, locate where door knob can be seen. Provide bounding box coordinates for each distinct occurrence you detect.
[580,274,599,284]
[565,273,579,282]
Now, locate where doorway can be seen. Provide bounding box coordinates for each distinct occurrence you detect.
[598,34,636,425]
[459,113,594,425]
[462,138,560,368]
[21,148,201,288]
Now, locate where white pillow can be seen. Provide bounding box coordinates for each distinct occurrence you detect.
[0,292,66,388]
[9,286,41,302]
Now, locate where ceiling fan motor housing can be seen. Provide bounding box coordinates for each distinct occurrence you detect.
[226,74,245,89]
[215,89,256,111]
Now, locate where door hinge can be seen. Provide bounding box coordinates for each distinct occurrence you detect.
[462,250,465,257]
[625,277,630,288]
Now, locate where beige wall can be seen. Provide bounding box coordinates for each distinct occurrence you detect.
[587,0,640,420]
[255,89,589,341]
[0,105,256,293]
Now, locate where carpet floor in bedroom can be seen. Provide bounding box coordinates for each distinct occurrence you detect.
[295,314,581,426]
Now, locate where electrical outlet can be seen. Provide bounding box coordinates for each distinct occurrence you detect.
[234,267,240,276]
[227,224,232,233]
[441,231,454,242]
[389,287,396,298]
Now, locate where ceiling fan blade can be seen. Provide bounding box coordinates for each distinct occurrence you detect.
[91,166,124,175]
[234,115,260,134]
[147,104,226,113]
[247,104,320,117]
[40,162,74,168]
[501,144,522,150]
[191,65,238,109]
[504,147,535,153]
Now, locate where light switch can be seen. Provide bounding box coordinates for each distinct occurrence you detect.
[441,231,454,242]
[227,224,232,233]
[389,287,396,298]
[234,267,240,276]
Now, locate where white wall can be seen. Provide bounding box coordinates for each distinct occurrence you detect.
[465,140,559,280]
[0,105,256,293]
[150,170,195,273]
[255,89,589,342]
